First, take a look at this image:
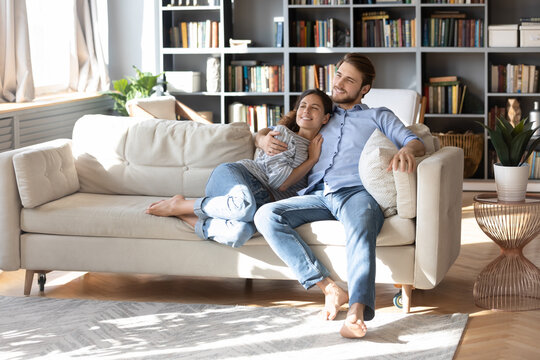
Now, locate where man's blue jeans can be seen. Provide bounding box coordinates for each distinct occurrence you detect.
[254,184,384,321]
[194,163,271,248]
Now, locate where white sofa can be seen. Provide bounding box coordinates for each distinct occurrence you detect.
[0,93,464,313]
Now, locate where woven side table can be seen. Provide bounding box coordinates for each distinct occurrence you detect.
[473,193,540,311]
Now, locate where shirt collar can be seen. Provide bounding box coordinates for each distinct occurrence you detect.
[332,103,369,114]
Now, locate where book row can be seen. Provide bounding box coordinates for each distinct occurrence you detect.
[527,151,540,179]
[422,0,484,3]
[167,21,219,48]
[357,17,416,47]
[291,64,337,92]
[289,0,349,4]
[357,0,412,3]
[424,82,467,114]
[165,0,221,5]
[422,18,484,47]
[490,64,539,94]
[291,19,350,47]
[226,64,284,93]
[228,103,283,132]
[487,105,506,130]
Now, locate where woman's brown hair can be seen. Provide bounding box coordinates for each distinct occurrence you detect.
[278,89,333,132]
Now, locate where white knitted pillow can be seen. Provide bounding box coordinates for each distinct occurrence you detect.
[359,129,429,218]
[359,129,398,217]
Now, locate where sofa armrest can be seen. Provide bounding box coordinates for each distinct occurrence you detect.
[0,139,73,270]
[414,146,464,289]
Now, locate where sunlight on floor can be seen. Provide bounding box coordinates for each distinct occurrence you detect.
[45,272,88,287]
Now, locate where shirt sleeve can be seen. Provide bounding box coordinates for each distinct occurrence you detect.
[377,108,421,148]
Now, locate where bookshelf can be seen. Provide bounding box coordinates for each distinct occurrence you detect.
[158,0,540,191]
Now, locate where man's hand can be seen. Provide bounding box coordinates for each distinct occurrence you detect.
[257,130,288,156]
[387,139,425,173]
[387,147,416,173]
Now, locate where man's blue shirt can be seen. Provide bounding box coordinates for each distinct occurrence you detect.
[298,103,420,196]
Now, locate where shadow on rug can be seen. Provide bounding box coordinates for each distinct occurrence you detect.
[0,296,467,360]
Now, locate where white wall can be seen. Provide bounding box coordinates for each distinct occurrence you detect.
[107,0,160,82]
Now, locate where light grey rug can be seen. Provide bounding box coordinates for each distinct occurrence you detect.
[0,296,467,360]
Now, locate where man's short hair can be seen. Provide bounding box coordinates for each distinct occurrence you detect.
[336,53,376,88]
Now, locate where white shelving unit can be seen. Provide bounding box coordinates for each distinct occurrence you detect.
[158,0,540,191]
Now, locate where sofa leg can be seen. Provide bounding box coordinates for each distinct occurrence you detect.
[245,278,253,291]
[24,270,35,296]
[402,284,413,313]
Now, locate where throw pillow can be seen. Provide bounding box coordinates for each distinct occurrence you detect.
[359,129,398,217]
[13,141,80,208]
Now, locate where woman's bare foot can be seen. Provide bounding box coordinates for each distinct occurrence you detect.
[316,278,349,320]
[340,303,367,338]
[178,214,198,228]
[146,195,195,217]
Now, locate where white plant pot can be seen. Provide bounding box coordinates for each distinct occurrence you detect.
[493,163,529,202]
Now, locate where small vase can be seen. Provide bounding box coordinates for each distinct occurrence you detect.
[493,163,529,202]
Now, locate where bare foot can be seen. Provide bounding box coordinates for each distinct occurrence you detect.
[146,195,195,217]
[316,278,349,321]
[178,214,198,228]
[340,303,367,338]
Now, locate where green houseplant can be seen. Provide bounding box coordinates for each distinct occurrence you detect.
[479,116,540,201]
[103,66,163,116]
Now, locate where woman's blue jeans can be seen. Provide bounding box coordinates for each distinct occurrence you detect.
[253,184,384,321]
[194,163,271,248]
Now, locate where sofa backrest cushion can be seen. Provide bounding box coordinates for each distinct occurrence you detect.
[72,115,255,197]
[13,140,80,208]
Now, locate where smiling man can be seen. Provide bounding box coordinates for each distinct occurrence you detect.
[254,53,426,338]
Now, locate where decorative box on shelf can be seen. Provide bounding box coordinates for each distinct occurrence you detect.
[520,24,540,47]
[488,24,518,47]
[165,71,201,93]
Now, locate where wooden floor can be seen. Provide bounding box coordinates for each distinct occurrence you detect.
[1,192,539,359]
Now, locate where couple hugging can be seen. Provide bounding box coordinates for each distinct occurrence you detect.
[146,53,426,338]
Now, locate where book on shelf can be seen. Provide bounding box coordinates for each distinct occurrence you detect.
[289,0,349,4]
[227,64,283,93]
[423,77,468,115]
[291,64,336,92]
[358,11,415,48]
[291,18,349,47]
[422,16,483,47]
[228,102,283,132]
[488,105,506,130]
[274,17,284,48]
[168,20,219,48]
[423,0,484,3]
[526,151,540,179]
[491,64,538,94]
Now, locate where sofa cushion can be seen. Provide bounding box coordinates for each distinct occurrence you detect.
[72,115,255,198]
[20,193,415,247]
[13,141,79,208]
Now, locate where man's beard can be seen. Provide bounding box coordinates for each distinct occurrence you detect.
[332,87,363,104]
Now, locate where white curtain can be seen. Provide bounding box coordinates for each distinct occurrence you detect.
[69,0,110,92]
[0,0,35,103]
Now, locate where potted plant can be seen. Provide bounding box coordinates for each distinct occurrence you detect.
[103,66,163,116]
[480,116,540,201]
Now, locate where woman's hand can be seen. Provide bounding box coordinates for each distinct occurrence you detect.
[308,134,323,162]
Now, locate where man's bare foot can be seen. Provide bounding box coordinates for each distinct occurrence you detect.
[178,214,198,228]
[146,195,195,217]
[316,278,349,321]
[340,303,367,338]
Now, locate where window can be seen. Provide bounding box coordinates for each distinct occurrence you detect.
[26,0,72,96]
